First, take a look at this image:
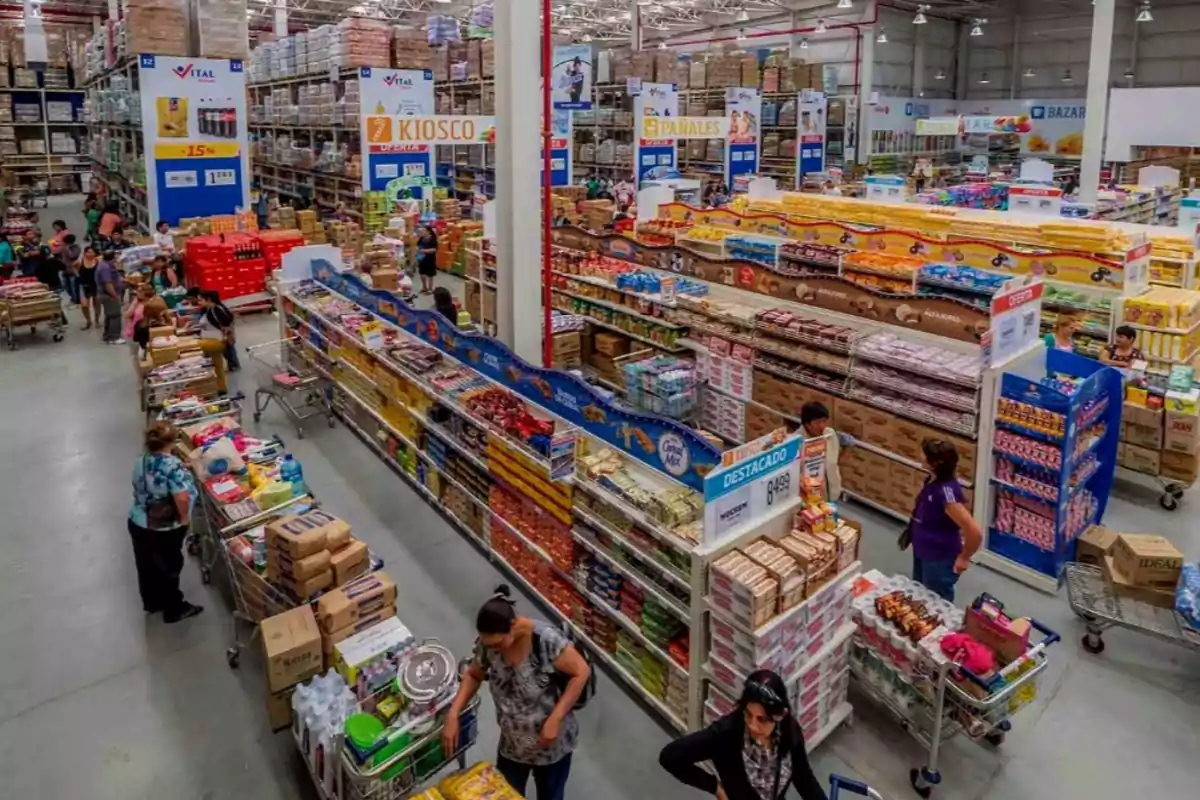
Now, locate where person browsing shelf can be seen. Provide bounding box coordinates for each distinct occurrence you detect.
[1043,311,1082,353]
[1099,324,1144,368]
[659,670,828,800]
[442,586,590,800]
[798,402,854,501]
[905,439,982,602]
[416,224,439,296]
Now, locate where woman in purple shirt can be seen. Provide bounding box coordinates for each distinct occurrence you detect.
[909,439,983,601]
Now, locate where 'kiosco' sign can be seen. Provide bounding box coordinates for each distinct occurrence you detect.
[366,115,496,145]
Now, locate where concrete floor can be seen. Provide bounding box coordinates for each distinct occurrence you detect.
[3,196,1198,799]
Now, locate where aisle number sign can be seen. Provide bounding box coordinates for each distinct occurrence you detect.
[703,432,802,544]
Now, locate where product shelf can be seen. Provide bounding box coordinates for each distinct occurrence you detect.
[550,287,683,330]
[573,505,691,591]
[571,528,690,621]
[705,561,862,640]
[574,476,698,553]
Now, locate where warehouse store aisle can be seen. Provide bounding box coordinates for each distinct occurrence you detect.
[0,291,1196,799]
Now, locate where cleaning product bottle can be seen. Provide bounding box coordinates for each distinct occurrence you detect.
[280,454,307,497]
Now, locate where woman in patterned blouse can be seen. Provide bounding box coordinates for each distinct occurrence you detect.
[659,670,828,800]
[441,585,590,800]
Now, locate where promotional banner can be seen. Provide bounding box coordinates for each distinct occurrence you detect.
[547,109,572,187]
[725,87,761,190]
[138,55,249,226]
[310,264,722,491]
[1007,185,1063,216]
[359,67,436,193]
[551,44,593,110]
[987,276,1044,367]
[634,82,679,183]
[798,90,827,180]
[936,99,1086,157]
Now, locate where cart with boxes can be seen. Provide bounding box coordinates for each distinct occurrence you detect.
[1117,387,1199,510]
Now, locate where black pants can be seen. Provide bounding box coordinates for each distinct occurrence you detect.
[496,753,572,800]
[128,520,188,614]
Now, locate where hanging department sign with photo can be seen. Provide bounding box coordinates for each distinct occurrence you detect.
[138,55,249,226]
[725,87,761,190]
[359,67,436,192]
[546,108,573,187]
[551,44,592,110]
[797,90,827,182]
[634,82,679,183]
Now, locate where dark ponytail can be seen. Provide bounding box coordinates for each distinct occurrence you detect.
[476,584,517,634]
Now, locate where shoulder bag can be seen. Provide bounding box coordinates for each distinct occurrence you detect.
[142,455,181,529]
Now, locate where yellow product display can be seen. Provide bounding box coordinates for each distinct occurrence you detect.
[156,97,189,137]
[1123,287,1200,330]
[439,762,522,800]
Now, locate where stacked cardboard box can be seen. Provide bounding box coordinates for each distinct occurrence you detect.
[315,570,399,664]
[551,330,581,370]
[331,17,392,69]
[123,0,189,58]
[579,199,614,231]
[392,25,436,70]
[196,0,250,59]
[261,605,323,730]
[587,331,629,386]
[1081,527,1183,609]
[1119,397,1200,483]
[266,510,370,602]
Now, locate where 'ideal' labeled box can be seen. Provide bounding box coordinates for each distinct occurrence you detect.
[316,570,397,634]
[261,605,323,692]
[266,510,352,559]
[1112,533,1183,589]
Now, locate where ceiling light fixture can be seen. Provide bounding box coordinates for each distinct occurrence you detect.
[1062,69,1074,83]
[582,33,593,42]
[978,72,990,84]
[970,18,987,37]
[837,0,853,9]
[934,69,946,80]
[1136,2,1153,23]
[736,8,749,23]
[737,28,747,41]
[815,18,828,34]
[913,4,929,24]
[1124,67,1135,78]
[1023,67,1035,78]
[659,41,667,50]
[876,29,887,44]
[799,37,809,49]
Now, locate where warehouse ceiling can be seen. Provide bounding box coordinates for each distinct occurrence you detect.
[15,0,1005,40]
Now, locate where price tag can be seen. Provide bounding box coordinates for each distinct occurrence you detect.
[702,436,802,544]
[403,162,426,177]
[361,320,384,350]
[375,163,399,179]
[164,170,198,188]
[550,157,566,171]
[205,168,236,186]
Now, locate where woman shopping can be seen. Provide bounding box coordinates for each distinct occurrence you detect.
[905,439,982,602]
[1043,311,1082,353]
[128,421,203,623]
[193,289,238,392]
[416,224,439,295]
[77,244,101,331]
[659,670,828,800]
[441,586,590,800]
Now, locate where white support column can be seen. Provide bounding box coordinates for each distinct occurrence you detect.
[1079,0,1115,203]
[494,0,543,360]
[788,11,803,58]
[1009,15,1021,99]
[274,0,288,37]
[912,19,926,97]
[631,5,641,51]
[857,23,875,166]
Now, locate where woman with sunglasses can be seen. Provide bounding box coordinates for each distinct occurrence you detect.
[659,670,828,800]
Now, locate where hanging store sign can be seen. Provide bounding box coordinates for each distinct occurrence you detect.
[551,44,593,110]
[138,55,249,227]
[703,434,802,544]
[546,109,572,188]
[634,82,679,183]
[1007,185,1063,216]
[359,68,436,193]
[640,116,730,140]
[725,87,761,191]
[798,90,828,181]
[988,276,1044,367]
[915,116,961,136]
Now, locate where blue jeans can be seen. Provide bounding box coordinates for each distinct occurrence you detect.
[913,553,959,601]
[224,340,240,369]
[496,752,572,800]
[61,272,80,304]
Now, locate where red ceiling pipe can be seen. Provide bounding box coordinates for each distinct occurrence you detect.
[541,0,553,369]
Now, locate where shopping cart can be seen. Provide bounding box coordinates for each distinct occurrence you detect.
[339,687,482,800]
[1,292,65,350]
[829,775,887,799]
[142,358,220,417]
[158,392,245,427]
[1064,562,1200,656]
[850,599,1059,798]
[246,336,335,438]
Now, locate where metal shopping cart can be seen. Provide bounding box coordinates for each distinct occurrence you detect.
[339,686,483,800]
[850,590,1059,798]
[142,358,220,418]
[829,775,887,799]
[1,291,65,350]
[246,336,335,438]
[1064,562,1200,656]
[158,393,245,427]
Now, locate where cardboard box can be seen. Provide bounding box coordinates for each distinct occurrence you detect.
[315,570,398,634]
[1123,402,1163,431]
[1112,533,1183,589]
[266,510,352,559]
[1120,444,1160,475]
[330,539,370,586]
[267,547,332,582]
[1160,449,1199,483]
[1105,556,1176,609]
[322,604,398,657]
[261,605,323,692]
[372,268,399,291]
[332,615,415,693]
[274,569,333,602]
[1121,420,1162,450]
[266,684,297,732]
[593,331,630,357]
[1163,410,1200,453]
[1075,524,1119,567]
